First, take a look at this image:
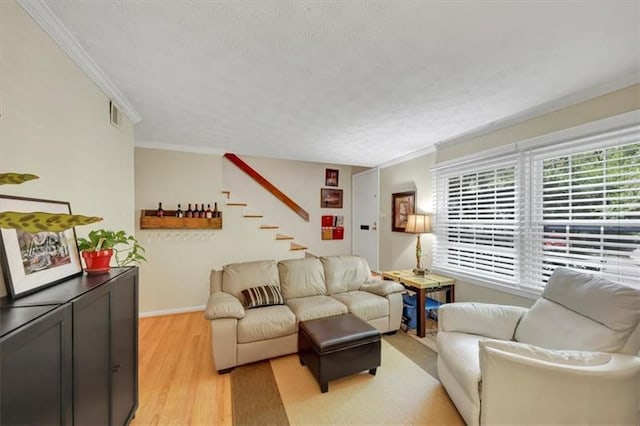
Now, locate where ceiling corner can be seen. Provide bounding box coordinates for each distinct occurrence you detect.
[17,0,142,124]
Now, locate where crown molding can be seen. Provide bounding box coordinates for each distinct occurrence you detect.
[434,74,638,152]
[135,140,226,156]
[18,0,142,124]
[377,144,437,169]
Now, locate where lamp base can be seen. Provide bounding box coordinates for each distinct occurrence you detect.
[413,268,426,276]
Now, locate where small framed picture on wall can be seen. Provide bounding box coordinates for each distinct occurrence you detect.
[391,191,415,232]
[321,188,343,208]
[325,169,339,187]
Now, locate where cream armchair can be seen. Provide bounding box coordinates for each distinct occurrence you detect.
[437,267,640,426]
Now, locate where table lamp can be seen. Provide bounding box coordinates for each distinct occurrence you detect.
[405,213,431,276]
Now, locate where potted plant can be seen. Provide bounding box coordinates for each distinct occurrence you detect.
[77,229,146,273]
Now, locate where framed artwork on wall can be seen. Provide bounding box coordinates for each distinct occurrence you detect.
[392,191,415,232]
[321,188,343,208]
[0,195,83,298]
[325,168,339,187]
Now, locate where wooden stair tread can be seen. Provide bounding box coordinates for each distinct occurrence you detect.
[260,225,279,229]
[243,214,263,218]
[226,202,247,207]
[290,242,307,251]
[276,234,294,240]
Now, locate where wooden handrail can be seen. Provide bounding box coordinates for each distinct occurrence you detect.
[224,153,310,222]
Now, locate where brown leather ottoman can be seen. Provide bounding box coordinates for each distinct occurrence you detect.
[298,313,381,393]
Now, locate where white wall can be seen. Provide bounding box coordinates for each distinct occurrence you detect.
[135,148,351,314]
[0,2,135,297]
[223,155,353,256]
[379,84,640,307]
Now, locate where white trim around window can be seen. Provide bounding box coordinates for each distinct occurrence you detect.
[433,112,640,295]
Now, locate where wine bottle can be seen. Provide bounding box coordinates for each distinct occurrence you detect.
[205,204,213,219]
[156,202,164,218]
[176,204,184,218]
[199,204,206,219]
[186,203,193,218]
[213,202,219,218]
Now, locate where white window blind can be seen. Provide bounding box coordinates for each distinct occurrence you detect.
[526,140,640,289]
[434,161,520,283]
[434,123,640,294]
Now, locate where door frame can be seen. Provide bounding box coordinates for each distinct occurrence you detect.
[351,168,380,272]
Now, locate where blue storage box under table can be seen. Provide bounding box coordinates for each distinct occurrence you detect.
[401,293,441,330]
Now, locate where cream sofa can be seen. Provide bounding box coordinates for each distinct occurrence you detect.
[204,255,404,372]
[437,267,640,426]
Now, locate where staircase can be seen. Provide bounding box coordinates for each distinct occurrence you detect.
[222,190,309,255]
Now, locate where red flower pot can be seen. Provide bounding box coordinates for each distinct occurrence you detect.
[81,249,113,274]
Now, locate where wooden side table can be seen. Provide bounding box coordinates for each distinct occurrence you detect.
[382,270,455,338]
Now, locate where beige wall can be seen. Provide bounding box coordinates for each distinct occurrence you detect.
[0,2,135,297]
[135,148,350,314]
[223,155,353,257]
[380,153,436,271]
[379,84,640,306]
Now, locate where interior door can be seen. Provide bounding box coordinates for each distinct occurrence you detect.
[352,168,379,271]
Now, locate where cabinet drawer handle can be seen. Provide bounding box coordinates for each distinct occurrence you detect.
[112,364,121,372]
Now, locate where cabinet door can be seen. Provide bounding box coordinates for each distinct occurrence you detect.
[1,305,72,426]
[73,287,111,426]
[110,271,138,425]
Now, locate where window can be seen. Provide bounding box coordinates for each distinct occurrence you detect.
[435,161,519,284]
[434,124,640,293]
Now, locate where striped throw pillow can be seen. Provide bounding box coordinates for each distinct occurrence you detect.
[241,285,285,309]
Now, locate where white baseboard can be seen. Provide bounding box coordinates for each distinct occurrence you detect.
[139,305,205,318]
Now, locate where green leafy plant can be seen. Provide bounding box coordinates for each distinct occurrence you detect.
[0,172,103,232]
[77,229,146,266]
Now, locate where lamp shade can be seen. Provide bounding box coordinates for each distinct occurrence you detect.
[405,214,431,234]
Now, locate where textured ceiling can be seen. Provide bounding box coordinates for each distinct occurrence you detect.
[44,1,639,166]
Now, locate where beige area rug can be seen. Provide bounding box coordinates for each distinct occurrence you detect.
[231,332,463,425]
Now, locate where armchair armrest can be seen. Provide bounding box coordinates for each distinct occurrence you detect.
[438,302,527,340]
[360,279,405,297]
[204,292,245,320]
[479,339,640,425]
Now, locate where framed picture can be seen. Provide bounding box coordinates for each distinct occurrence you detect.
[321,188,343,208]
[325,168,339,187]
[0,195,83,298]
[392,191,415,232]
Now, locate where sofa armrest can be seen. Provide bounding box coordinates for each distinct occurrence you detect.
[360,279,405,297]
[204,292,245,320]
[479,340,640,425]
[438,302,527,340]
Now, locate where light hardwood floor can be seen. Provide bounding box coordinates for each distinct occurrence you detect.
[133,313,448,425]
[132,312,232,425]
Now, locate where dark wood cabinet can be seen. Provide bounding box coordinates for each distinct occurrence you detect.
[74,288,112,425]
[0,267,138,426]
[1,305,73,426]
[110,277,138,426]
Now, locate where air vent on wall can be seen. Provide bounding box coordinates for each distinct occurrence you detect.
[109,101,121,128]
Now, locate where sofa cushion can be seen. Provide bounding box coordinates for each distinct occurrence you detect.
[286,295,348,322]
[515,298,631,352]
[479,339,612,367]
[330,291,389,321]
[542,267,640,332]
[278,258,327,300]
[436,331,485,405]
[241,285,284,309]
[222,259,280,304]
[237,305,296,344]
[320,255,372,294]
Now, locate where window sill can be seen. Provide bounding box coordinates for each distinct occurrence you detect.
[431,266,541,301]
